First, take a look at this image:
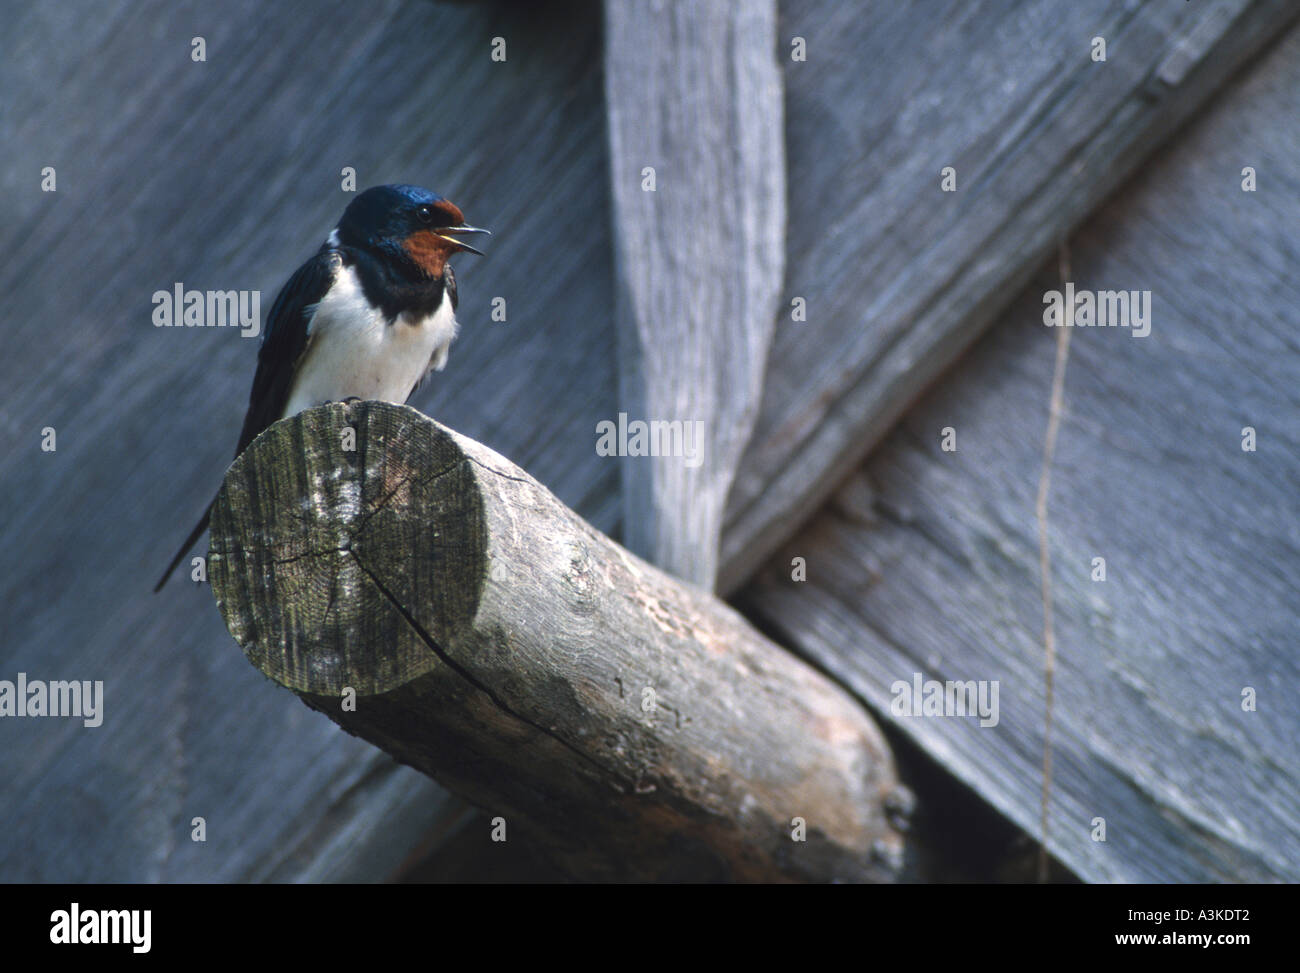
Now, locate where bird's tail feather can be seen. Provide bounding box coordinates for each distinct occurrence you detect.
[154,502,214,593]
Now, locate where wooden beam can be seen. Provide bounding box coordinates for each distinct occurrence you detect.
[604,0,785,588]
[208,402,906,882]
[718,0,1300,592]
[740,21,1300,882]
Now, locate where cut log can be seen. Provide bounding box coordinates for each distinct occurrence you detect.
[207,401,906,882]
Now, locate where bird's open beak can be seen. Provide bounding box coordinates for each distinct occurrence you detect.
[436,224,491,256]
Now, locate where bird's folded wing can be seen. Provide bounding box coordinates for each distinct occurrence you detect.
[234,248,341,457]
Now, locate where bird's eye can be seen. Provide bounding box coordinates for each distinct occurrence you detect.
[416,204,434,224]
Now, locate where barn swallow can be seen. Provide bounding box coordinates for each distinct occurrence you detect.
[155,184,489,591]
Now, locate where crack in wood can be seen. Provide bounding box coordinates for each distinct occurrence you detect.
[348,548,632,794]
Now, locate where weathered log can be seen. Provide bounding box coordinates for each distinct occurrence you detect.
[207,401,906,882]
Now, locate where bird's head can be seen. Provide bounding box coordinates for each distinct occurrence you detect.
[336,184,489,279]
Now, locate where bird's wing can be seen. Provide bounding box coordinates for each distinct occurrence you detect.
[156,247,340,592]
[234,248,341,457]
[444,263,458,312]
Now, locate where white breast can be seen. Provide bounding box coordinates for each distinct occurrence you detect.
[281,263,458,419]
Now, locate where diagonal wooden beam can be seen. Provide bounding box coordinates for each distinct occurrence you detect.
[741,20,1300,881]
[718,0,1300,592]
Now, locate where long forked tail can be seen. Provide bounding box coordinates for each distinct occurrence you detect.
[154,502,213,592]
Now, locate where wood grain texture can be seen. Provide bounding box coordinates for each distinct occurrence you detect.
[0,0,618,882]
[2,0,1291,884]
[741,24,1300,882]
[210,402,906,882]
[604,0,785,588]
[717,0,1300,593]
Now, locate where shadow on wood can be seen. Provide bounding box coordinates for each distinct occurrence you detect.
[207,401,906,882]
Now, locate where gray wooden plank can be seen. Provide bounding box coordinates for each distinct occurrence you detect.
[717,0,1300,593]
[604,0,785,588]
[0,0,617,882]
[741,23,1300,882]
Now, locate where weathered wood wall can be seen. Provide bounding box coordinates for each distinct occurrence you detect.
[1,0,1294,882]
[0,0,618,882]
[718,0,1299,592]
[742,23,1300,882]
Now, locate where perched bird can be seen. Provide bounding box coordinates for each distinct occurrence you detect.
[154,184,489,591]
